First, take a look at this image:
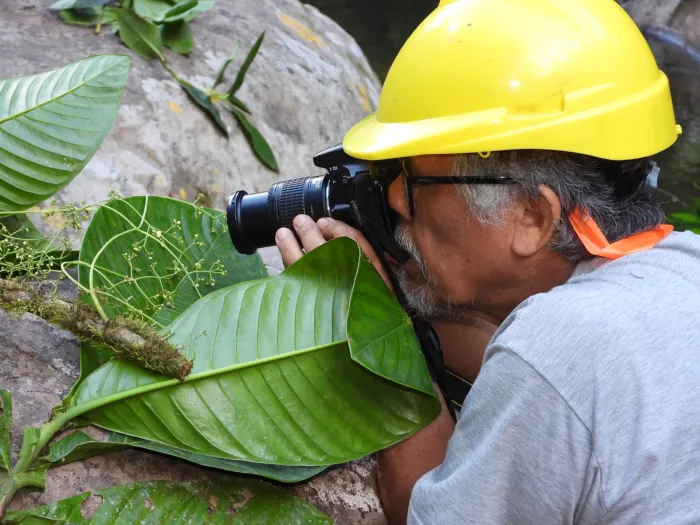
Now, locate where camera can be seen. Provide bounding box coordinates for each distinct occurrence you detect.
[226,144,451,414]
[226,144,403,256]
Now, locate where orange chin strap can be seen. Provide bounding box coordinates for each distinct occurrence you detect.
[568,208,673,260]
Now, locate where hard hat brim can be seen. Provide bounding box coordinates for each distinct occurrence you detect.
[343,72,680,162]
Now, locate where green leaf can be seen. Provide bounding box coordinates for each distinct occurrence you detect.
[0,214,52,251]
[132,0,172,20]
[7,480,332,524]
[668,211,700,225]
[227,32,264,97]
[229,95,250,113]
[58,342,115,413]
[3,492,89,524]
[57,7,115,26]
[49,0,110,10]
[178,81,228,135]
[65,238,439,475]
[0,391,11,472]
[42,431,128,465]
[228,105,278,171]
[182,0,214,21]
[113,8,164,60]
[77,196,267,325]
[0,214,79,278]
[161,20,193,55]
[0,56,129,212]
[42,430,324,483]
[160,0,198,22]
[212,46,238,89]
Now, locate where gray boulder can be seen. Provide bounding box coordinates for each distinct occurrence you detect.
[0,0,380,211]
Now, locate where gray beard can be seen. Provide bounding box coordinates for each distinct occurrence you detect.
[394,226,454,318]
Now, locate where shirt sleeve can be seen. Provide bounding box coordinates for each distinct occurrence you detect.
[407,344,606,525]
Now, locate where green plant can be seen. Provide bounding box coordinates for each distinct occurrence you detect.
[49,0,278,171]
[667,193,700,234]
[3,479,333,523]
[0,59,440,520]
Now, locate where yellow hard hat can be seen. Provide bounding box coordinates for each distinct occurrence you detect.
[343,0,681,161]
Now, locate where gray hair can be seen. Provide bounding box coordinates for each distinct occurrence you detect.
[451,151,665,262]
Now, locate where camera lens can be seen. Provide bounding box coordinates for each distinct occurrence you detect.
[227,175,330,254]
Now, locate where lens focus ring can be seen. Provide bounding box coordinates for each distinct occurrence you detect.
[268,178,306,228]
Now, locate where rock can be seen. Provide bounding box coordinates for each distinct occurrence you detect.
[620,0,686,28]
[619,0,700,210]
[1,258,386,524]
[0,0,380,215]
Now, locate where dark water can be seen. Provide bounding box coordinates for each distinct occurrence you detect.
[307,0,700,213]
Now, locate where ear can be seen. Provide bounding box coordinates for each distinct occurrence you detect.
[511,184,562,257]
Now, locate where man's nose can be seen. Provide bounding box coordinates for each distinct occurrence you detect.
[387,177,411,221]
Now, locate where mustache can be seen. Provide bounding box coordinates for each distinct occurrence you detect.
[393,225,441,316]
[394,225,430,279]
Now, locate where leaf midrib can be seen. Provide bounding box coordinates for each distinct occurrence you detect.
[66,339,347,422]
[0,58,124,125]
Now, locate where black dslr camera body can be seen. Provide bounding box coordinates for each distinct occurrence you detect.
[226,143,404,261]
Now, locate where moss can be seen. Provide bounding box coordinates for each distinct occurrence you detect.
[0,279,192,380]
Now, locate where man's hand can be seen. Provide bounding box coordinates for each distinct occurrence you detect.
[274,214,392,286]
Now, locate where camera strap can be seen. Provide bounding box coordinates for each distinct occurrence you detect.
[350,202,458,421]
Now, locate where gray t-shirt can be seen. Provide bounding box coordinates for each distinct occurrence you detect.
[408,230,700,525]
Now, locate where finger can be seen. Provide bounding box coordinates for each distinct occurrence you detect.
[293,215,327,253]
[275,228,303,267]
[318,218,393,288]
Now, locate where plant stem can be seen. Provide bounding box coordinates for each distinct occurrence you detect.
[0,418,68,519]
[159,58,185,84]
[0,477,20,518]
[94,7,105,35]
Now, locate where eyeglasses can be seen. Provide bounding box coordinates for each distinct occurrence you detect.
[400,159,517,216]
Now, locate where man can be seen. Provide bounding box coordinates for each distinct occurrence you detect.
[276,0,700,523]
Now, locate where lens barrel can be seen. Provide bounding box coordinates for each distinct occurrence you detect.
[227,175,330,254]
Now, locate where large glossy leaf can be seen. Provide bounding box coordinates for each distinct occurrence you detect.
[0,56,129,212]
[0,390,11,472]
[4,479,332,524]
[43,430,325,483]
[77,196,267,326]
[65,238,439,472]
[54,341,322,482]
